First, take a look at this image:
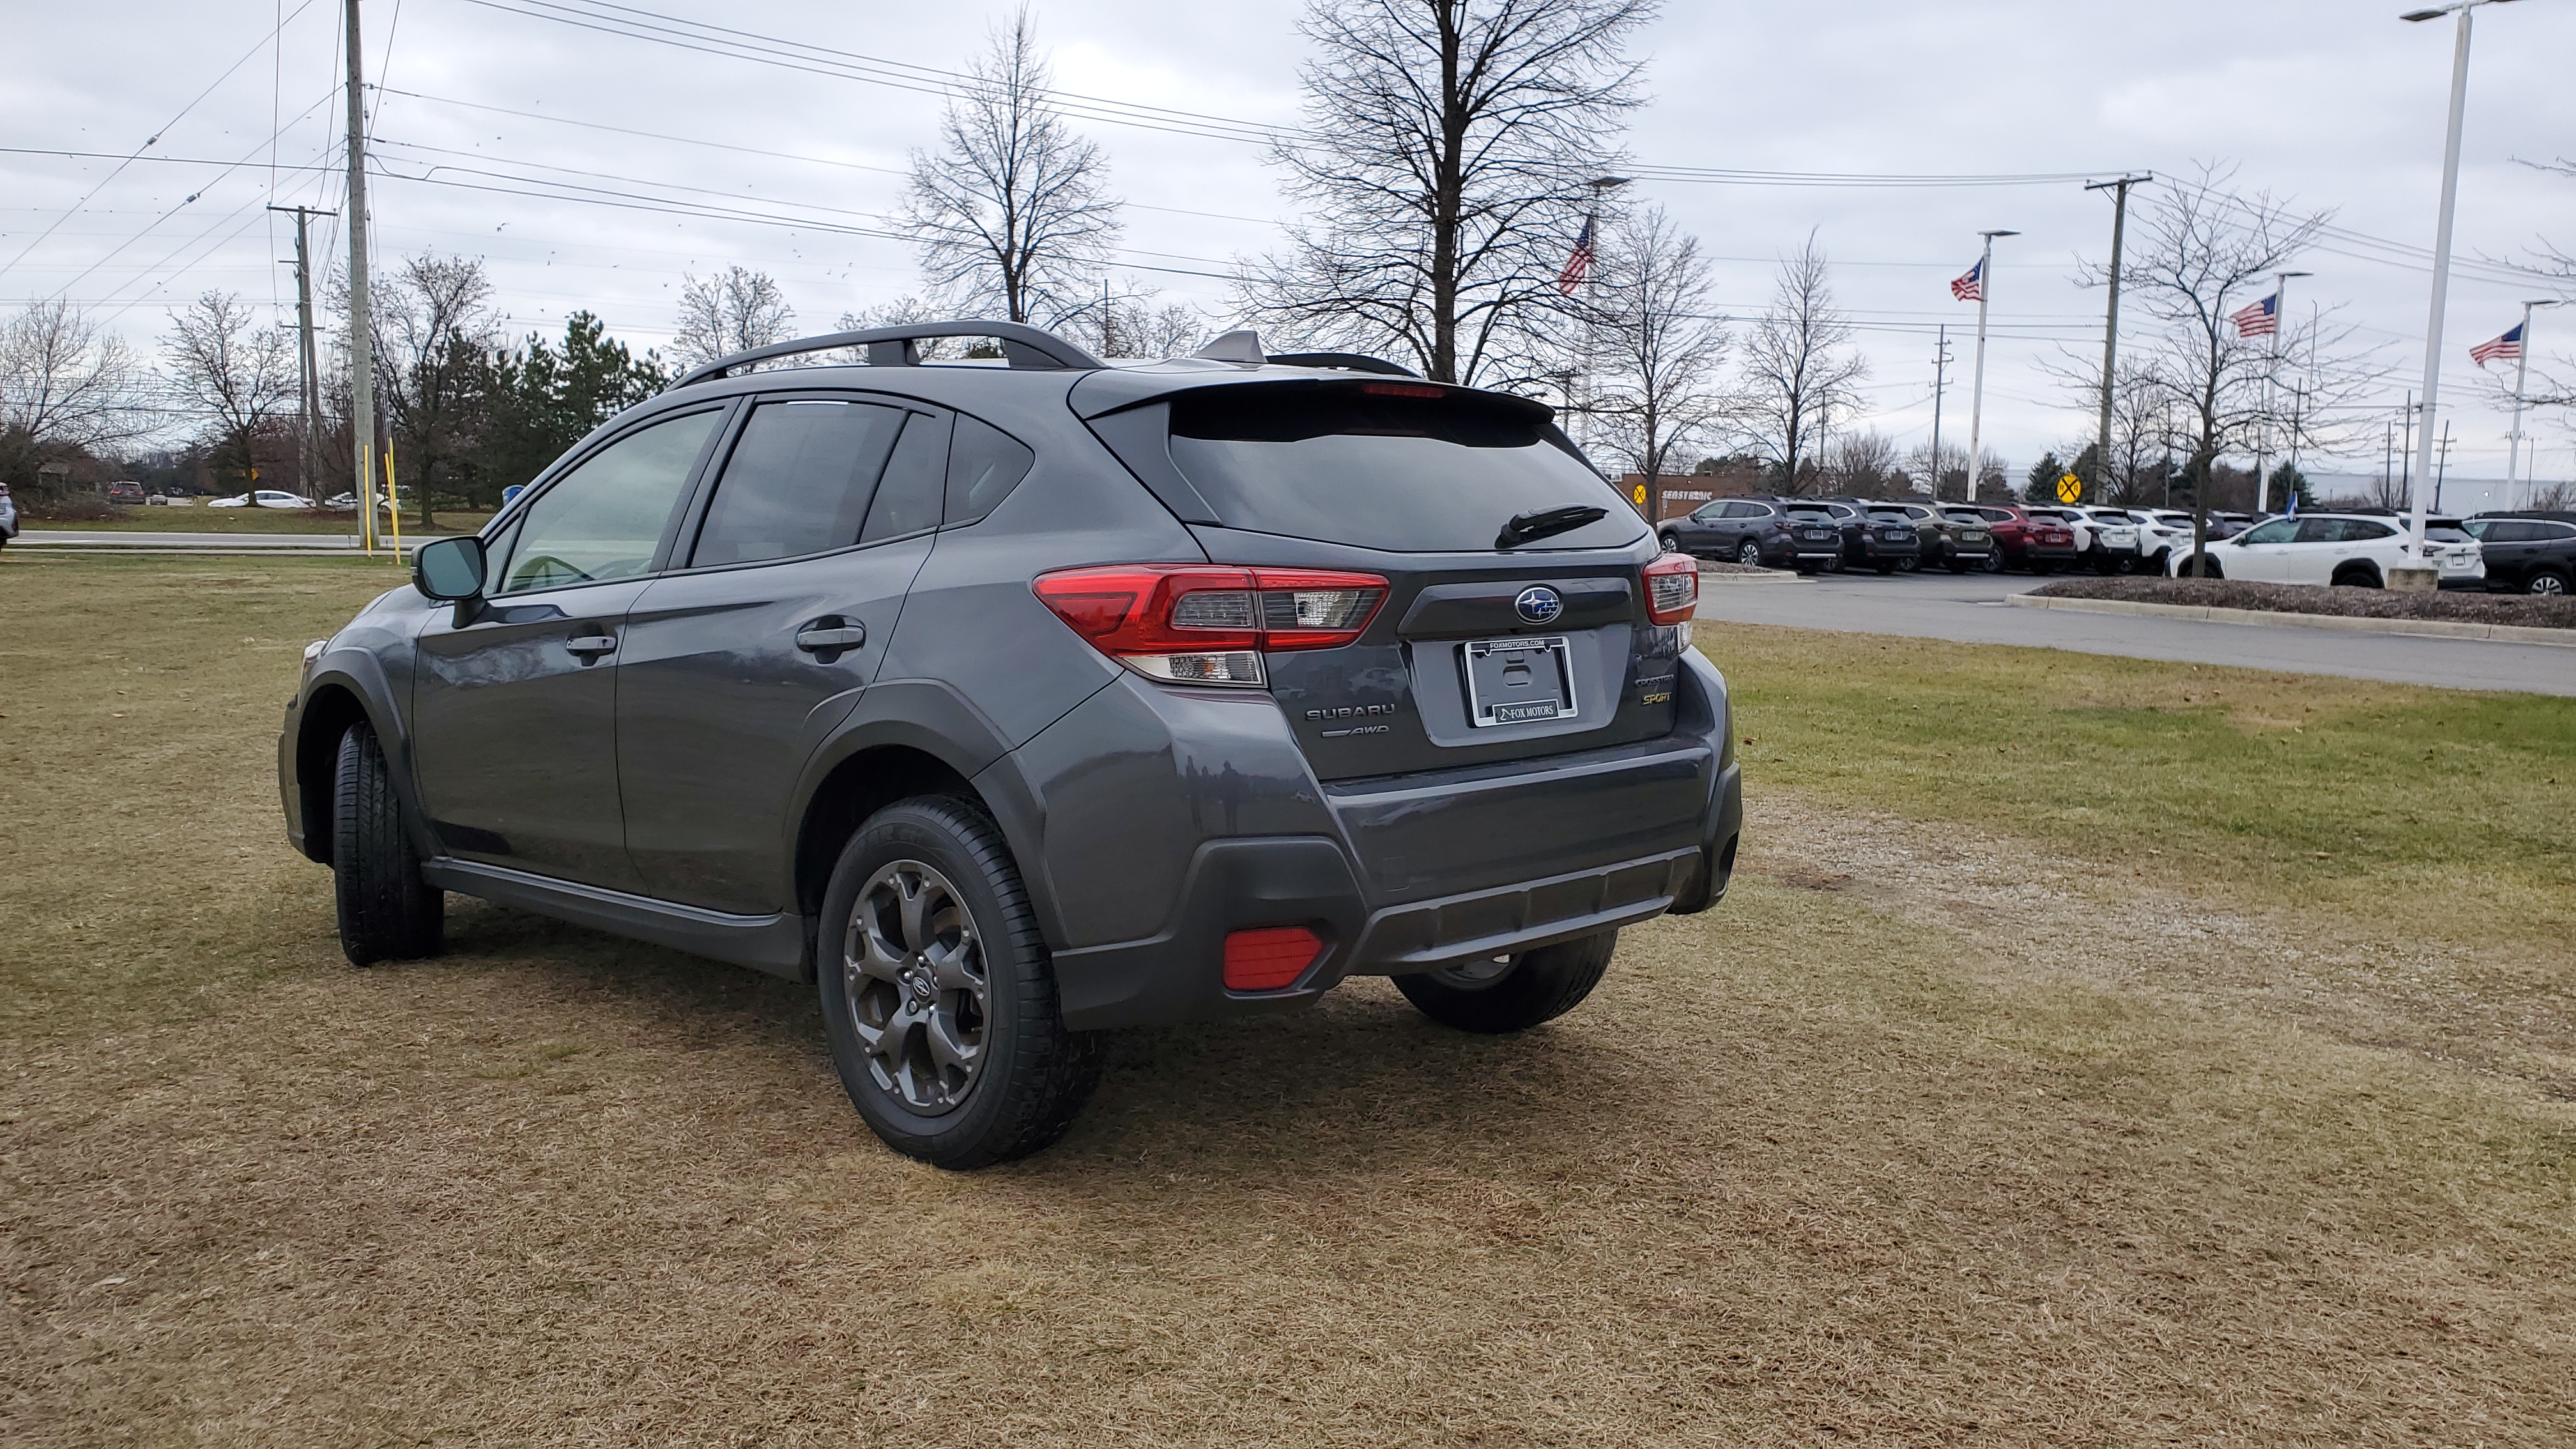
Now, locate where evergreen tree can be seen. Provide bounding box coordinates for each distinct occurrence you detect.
[473,313,668,507]
[2023,451,2064,505]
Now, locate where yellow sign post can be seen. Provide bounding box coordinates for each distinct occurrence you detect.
[2055,472,2082,504]
[1631,482,1648,510]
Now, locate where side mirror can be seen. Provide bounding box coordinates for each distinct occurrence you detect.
[413,534,488,602]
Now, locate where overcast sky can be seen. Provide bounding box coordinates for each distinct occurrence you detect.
[7,0,2575,480]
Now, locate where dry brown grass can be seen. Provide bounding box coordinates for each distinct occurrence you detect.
[4,555,2574,1446]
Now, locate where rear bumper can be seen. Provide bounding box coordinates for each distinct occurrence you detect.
[1042,659,1742,1031]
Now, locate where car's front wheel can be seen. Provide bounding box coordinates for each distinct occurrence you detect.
[1395,930,1616,1034]
[818,797,1103,1169]
[1736,540,1763,567]
[331,720,443,965]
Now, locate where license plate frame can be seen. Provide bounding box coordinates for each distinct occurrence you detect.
[1462,635,1577,728]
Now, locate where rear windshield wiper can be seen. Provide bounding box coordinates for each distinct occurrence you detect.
[1496,504,1608,549]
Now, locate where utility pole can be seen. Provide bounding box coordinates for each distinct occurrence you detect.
[342,0,379,553]
[2434,420,2453,512]
[1963,229,2017,503]
[1928,325,1950,500]
[2084,175,2150,504]
[268,204,333,502]
[2401,392,2415,500]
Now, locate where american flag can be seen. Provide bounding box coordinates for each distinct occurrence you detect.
[1949,259,1982,302]
[2230,293,2279,337]
[2470,323,2524,368]
[1557,216,1597,295]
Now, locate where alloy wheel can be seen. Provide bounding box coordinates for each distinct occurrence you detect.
[1429,954,1518,991]
[1737,540,1763,566]
[2531,573,2568,597]
[841,859,990,1116]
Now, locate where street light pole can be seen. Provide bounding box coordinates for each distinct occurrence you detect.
[1964,229,2017,502]
[343,0,379,553]
[2397,0,2514,567]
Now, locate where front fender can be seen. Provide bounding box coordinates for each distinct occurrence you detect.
[281,645,427,865]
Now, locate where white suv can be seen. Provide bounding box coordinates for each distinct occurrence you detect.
[2169,514,2483,587]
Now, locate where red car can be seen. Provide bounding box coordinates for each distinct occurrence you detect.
[1943,504,2080,573]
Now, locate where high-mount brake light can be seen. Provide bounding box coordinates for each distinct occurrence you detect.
[1032,565,1390,688]
[1359,381,1445,399]
[1642,551,1699,626]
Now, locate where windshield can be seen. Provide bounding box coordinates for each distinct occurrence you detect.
[1162,383,1640,553]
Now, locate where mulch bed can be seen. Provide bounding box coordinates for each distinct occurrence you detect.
[2028,575,2576,630]
[1695,560,1771,576]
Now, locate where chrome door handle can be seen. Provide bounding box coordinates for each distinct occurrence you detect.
[565,633,618,657]
[795,624,866,652]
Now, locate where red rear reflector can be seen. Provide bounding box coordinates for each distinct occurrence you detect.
[1223,926,1324,992]
[1360,381,1444,399]
[1642,551,1698,625]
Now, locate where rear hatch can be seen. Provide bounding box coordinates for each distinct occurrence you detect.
[1072,372,1689,785]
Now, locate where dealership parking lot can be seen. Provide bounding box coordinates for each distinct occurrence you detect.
[1696,565,2576,696]
[6,555,2574,1446]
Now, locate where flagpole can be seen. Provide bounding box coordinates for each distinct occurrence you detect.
[1964,229,2016,502]
[2256,271,2309,513]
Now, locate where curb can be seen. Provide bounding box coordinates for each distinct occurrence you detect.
[2007,592,2576,648]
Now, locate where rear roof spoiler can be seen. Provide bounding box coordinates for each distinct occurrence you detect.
[668,319,1108,390]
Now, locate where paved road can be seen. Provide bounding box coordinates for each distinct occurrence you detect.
[1694,568,2576,697]
[16,530,453,551]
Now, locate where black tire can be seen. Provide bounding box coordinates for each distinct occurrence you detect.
[332,721,444,965]
[1981,551,2005,573]
[2177,555,2222,579]
[2524,569,2568,597]
[1946,558,1971,574]
[2030,559,2057,576]
[1873,560,1896,574]
[1657,530,1682,555]
[1736,540,1763,567]
[2332,564,2381,589]
[1394,930,1617,1034]
[1896,556,1920,572]
[817,796,1103,1169]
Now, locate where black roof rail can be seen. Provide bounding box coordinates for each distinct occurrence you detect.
[1264,350,1422,378]
[668,319,1108,390]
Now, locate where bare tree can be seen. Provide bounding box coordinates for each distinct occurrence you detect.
[364,253,500,528]
[900,7,1123,330]
[673,266,795,369]
[1731,234,1868,493]
[163,292,295,498]
[1903,439,1966,500]
[1576,205,1728,514]
[1822,429,1901,497]
[2090,167,2338,568]
[1,300,154,496]
[1234,0,1654,386]
[1076,297,1204,359]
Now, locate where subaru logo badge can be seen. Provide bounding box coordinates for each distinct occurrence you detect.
[1514,585,1564,625]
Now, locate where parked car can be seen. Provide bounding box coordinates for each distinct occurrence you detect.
[1946,503,2078,572]
[2460,514,2576,595]
[321,492,397,514]
[2167,512,2483,587]
[2097,508,2192,572]
[2022,505,2135,573]
[209,489,316,509]
[1865,500,1993,572]
[1793,497,1922,573]
[279,320,1744,1169]
[104,480,148,505]
[1657,496,1833,569]
[0,482,15,549]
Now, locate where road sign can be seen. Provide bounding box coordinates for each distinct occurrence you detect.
[2055,472,2082,503]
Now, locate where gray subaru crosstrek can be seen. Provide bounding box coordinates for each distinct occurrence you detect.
[278,320,1742,1167]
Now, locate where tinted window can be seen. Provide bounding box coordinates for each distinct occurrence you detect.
[2540,522,2576,540]
[944,416,1036,526]
[1162,383,1639,553]
[2342,519,2396,540]
[862,411,948,542]
[1742,502,1777,518]
[1942,511,1986,526]
[499,410,721,594]
[2239,519,2299,544]
[2423,525,2474,543]
[2477,519,2533,542]
[691,400,905,567]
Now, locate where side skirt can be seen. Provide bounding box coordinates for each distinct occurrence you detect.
[419,858,812,981]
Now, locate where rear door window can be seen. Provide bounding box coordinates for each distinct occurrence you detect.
[1160,382,1639,553]
[689,399,907,567]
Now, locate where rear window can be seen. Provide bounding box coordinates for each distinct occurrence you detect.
[1160,383,1641,553]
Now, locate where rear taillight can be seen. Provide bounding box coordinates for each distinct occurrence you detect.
[1642,552,1698,626]
[1032,565,1390,688]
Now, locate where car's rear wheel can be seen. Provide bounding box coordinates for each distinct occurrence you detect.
[1658,530,1682,554]
[818,796,1103,1169]
[1736,540,1763,567]
[1394,930,1617,1034]
[1981,551,2004,573]
[1873,560,1897,574]
[2331,563,2382,589]
[331,720,444,965]
[2526,569,2568,597]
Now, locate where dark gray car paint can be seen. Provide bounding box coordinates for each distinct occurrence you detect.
[279,354,1740,1031]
